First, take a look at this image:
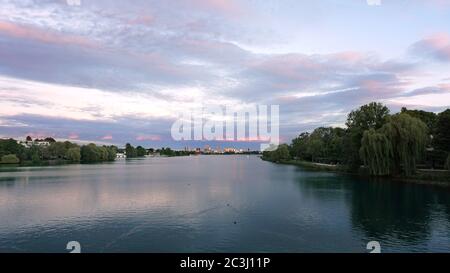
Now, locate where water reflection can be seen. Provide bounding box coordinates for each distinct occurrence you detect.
[0,156,449,252]
[294,171,450,252]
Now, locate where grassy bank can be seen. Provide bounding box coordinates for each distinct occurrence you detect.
[261,156,450,187]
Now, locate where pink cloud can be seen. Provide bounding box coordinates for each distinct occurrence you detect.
[249,54,324,82]
[136,135,162,141]
[331,51,366,63]
[412,33,450,62]
[0,20,97,48]
[438,83,450,91]
[188,0,243,16]
[68,133,79,140]
[128,15,154,26]
[101,134,113,140]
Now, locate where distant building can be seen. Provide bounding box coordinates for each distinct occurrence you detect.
[116,152,126,159]
[35,141,50,147]
[224,148,237,153]
[17,139,50,148]
[204,145,212,154]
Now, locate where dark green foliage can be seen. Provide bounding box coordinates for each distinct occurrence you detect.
[157,148,192,157]
[346,102,390,131]
[106,146,118,161]
[0,138,24,159]
[290,127,345,164]
[360,129,392,176]
[401,107,437,134]
[125,143,137,158]
[434,109,450,152]
[359,113,428,176]
[262,144,291,162]
[44,137,56,143]
[272,102,445,177]
[136,146,147,157]
[159,147,175,156]
[0,138,116,165]
[66,147,81,162]
[31,152,41,164]
[80,144,116,163]
[344,102,390,170]
[1,154,20,164]
[49,142,67,159]
[290,132,310,159]
[80,144,100,163]
[380,113,428,175]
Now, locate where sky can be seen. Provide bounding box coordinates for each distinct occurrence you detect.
[0,0,450,149]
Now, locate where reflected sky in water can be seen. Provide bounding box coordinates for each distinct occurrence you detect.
[0,156,449,253]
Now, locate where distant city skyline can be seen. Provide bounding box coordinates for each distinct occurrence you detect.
[1,0,450,148]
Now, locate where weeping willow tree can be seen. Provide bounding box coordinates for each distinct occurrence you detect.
[381,113,428,176]
[360,129,393,175]
[360,113,428,176]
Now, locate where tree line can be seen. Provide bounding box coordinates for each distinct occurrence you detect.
[263,102,450,176]
[0,137,117,164]
[124,144,192,157]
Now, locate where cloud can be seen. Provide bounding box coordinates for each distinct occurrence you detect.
[136,135,162,141]
[0,20,97,48]
[101,134,113,140]
[68,133,79,140]
[410,33,450,62]
[0,1,449,145]
[187,0,243,17]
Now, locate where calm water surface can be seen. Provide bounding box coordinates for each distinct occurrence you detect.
[0,155,449,253]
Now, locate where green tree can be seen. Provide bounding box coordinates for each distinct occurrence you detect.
[125,143,137,158]
[0,138,24,160]
[401,107,437,134]
[345,102,390,170]
[434,109,450,152]
[276,144,291,161]
[66,147,81,162]
[265,144,291,162]
[291,132,311,160]
[360,113,428,176]
[382,113,428,175]
[1,154,20,164]
[136,146,147,157]
[49,142,67,159]
[307,138,323,163]
[44,137,56,143]
[160,147,175,156]
[105,146,117,161]
[360,129,393,176]
[81,144,100,163]
[31,153,41,164]
[98,146,109,161]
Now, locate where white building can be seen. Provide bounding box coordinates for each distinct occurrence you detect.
[17,140,50,148]
[116,152,126,159]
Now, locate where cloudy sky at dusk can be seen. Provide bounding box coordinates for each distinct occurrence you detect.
[0,0,450,148]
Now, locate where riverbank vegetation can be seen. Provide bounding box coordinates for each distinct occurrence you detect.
[263,102,450,182]
[0,137,117,165]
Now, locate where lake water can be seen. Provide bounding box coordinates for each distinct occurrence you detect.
[0,155,449,253]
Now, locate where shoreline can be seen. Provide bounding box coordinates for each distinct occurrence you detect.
[261,157,450,188]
